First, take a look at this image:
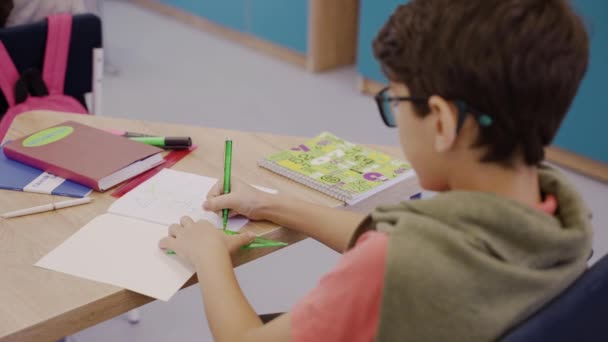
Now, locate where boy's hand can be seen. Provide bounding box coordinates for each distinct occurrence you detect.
[158,216,255,266]
[204,178,273,221]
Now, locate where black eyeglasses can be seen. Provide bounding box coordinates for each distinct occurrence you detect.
[374,87,493,131]
[374,87,427,127]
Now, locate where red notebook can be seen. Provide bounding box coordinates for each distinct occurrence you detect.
[3,121,164,191]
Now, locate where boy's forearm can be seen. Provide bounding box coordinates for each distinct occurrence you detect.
[196,248,263,341]
[258,194,365,253]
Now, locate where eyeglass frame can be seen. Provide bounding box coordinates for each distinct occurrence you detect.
[374,87,493,131]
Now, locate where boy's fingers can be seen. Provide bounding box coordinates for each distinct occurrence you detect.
[206,180,224,199]
[180,216,194,227]
[231,231,256,249]
[203,194,236,212]
[169,223,181,238]
[158,236,174,250]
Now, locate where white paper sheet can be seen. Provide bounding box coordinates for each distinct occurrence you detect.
[36,169,278,301]
[109,169,250,231]
[36,214,195,301]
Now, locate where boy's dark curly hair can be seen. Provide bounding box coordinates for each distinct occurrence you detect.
[374,0,589,166]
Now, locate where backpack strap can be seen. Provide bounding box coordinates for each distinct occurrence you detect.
[0,41,20,107]
[43,14,73,95]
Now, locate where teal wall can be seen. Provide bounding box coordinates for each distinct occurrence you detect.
[159,0,307,54]
[553,0,608,163]
[159,0,200,16]
[356,0,607,163]
[199,1,247,32]
[356,0,403,84]
[250,0,307,54]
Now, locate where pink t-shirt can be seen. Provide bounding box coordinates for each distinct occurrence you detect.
[291,230,388,342]
[291,195,558,342]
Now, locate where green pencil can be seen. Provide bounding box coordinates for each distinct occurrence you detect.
[166,231,287,254]
[222,139,233,230]
[223,230,288,249]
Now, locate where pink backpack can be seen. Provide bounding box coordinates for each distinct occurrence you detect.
[0,14,88,141]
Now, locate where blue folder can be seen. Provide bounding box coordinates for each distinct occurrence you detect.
[0,145,91,198]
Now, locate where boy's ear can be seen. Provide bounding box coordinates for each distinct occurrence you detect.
[428,95,458,153]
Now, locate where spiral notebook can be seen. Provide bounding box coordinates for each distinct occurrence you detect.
[258,132,414,205]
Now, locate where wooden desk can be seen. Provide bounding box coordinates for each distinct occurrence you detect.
[0,111,421,342]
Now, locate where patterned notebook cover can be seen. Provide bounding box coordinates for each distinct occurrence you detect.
[259,132,414,205]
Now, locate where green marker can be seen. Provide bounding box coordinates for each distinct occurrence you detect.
[222,139,233,230]
[130,136,192,149]
[223,230,288,249]
[166,231,288,254]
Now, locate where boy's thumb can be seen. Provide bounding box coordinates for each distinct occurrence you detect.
[203,195,233,212]
[239,231,257,245]
[228,231,256,252]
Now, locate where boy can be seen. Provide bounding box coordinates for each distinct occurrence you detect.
[158,0,592,340]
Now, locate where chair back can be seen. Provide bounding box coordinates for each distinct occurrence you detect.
[502,254,608,341]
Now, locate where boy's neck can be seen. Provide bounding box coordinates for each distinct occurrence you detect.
[447,161,541,208]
